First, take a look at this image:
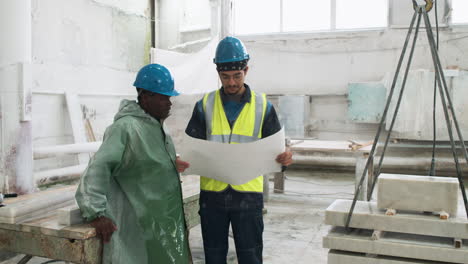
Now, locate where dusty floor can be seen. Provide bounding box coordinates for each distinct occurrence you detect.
[190,169,355,264]
[0,170,357,264]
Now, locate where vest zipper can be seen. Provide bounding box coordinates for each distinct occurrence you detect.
[227,102,245,143]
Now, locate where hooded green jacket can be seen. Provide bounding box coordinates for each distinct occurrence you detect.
[75,99,190,264]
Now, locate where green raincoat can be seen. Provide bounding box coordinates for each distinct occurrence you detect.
[75,99,190,264]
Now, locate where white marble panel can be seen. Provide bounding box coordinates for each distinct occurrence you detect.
[328,250,452,264]
[0,186,76,224]
[323,227,468,263]
[325,199,468,239]
[57,203,83,226]
[377,174,459,216]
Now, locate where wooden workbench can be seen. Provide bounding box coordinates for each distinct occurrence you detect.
[0,175,200,264]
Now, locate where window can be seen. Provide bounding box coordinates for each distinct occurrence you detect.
[233,0,388,35]
[336,0,387,29]
[283,0,330,31]
[233,0,280,35]
[452,0,468,24]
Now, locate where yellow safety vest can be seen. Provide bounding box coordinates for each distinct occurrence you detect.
[201,89,267,193]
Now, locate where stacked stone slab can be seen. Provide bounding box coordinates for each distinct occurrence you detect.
[323,173,468,264]
[0,186,76,224]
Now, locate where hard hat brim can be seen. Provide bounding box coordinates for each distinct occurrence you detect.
[158,90,180,97]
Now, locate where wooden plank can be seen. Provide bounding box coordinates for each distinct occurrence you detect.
[0,228,101,264]
[65,92,89,164]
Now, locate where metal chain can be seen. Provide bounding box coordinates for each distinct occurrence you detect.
[345,2,468,230]
[344,8,420,231]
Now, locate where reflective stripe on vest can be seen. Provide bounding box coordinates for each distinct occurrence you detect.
[201,89,267,192]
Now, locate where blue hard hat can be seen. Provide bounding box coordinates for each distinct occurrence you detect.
[213,36,250,64]
[133,64,179,96]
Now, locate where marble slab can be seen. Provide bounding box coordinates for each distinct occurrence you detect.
[325,199,468,239]
[328,250,452,264]
[377,174,459,216]
[0,186,77,224]
[57,203,83,226]
[323,227,468,263]
[0,214,96,240]
[54,177,200,227]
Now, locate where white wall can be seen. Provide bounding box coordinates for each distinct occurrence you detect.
[31,0,151,171]
[239,27,468,139]
[242,29,468,95]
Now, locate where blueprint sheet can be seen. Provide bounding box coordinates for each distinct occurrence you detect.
[179,128,285,185]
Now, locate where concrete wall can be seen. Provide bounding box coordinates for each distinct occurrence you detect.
[158,0,212,52]
[239,27,468,140]
[31,0,151,172]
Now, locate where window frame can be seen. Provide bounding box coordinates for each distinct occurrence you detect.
[233,0,389,36]
[450,0,468,26]
[232,0,468,37]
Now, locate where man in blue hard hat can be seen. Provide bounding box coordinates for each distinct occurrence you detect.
[185,37,293,264]
[75,64,191,264]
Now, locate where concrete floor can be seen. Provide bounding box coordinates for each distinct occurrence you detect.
[190,169,355,264]
[0,170,358,264]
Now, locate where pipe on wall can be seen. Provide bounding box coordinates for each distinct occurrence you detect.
[34,164,87,186]
[34,142,102,160]
[220,0,232,38]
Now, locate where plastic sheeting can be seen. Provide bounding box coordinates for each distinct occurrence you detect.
[151,39,220,95]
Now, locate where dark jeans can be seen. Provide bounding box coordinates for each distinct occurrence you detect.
[199,187,264,264]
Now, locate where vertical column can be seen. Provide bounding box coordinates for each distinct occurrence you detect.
[355,153,369,201]
[0,0,34,194]
[273,172,285,194]
[209,0,220,38]
[220,0,232,38]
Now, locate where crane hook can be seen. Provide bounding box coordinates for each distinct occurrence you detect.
[413,0,434,13]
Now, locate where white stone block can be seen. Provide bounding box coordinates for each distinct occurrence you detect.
[328,250,447,264]
[57,203,84,226]
[323,227,468,263]
[377,174,459,216]
[325,199,468,239]
[0,186,76,224]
